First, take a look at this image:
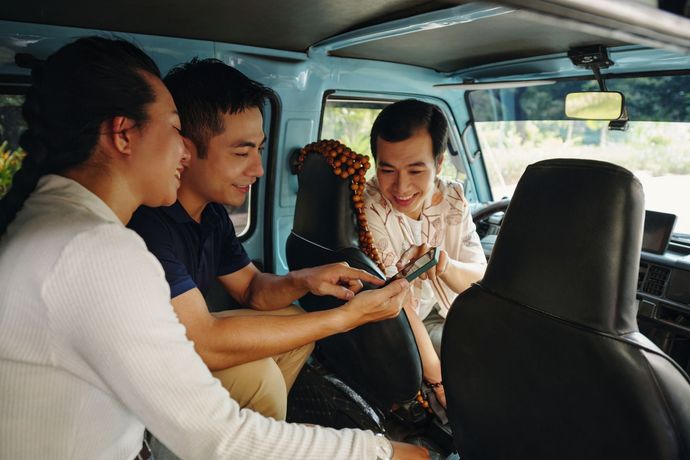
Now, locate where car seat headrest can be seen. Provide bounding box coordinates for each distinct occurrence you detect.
[293,140,384,270]
[481,159,644,334]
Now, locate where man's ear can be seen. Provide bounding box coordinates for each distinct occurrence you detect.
[107,116,136,156]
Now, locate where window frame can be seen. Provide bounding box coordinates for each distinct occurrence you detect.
[319,91,472,195]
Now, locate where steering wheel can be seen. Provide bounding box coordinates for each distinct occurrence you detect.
[472,198,510,258]
[472,198,511,224]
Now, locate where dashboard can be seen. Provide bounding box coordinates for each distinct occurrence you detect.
[637,243,690,373]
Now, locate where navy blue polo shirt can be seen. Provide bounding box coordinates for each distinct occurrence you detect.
[128,201,251,298]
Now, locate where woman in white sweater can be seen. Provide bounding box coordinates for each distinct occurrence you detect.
[0,37,426,460]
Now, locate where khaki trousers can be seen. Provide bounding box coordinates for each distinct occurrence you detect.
[211,304,314,421]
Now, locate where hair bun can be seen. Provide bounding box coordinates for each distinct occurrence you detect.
[18,132,48,167]
[15,53,44,70]
[15,53,46,83]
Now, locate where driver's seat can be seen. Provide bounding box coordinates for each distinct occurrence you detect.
[442,159,690,459]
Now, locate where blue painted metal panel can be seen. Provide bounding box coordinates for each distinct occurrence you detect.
[0,20,215,76]
[2,18,689,272]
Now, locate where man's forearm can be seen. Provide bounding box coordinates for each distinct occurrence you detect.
[202,272,406,371]
[199,307,354,370]
[440,260,486,294]
[402,303,442,383]
[243,271,307,310]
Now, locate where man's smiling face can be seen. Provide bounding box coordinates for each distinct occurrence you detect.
[182,107,265,207]
[375,128,441,220]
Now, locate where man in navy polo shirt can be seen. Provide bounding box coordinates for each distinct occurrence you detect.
[128,59,409,439]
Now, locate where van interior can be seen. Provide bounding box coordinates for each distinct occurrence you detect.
[1,1,690,458]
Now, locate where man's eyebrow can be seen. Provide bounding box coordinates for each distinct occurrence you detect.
[378,160,429,168]
[234,136,267,148]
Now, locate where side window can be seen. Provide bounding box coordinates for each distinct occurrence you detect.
[320,97,466,183]
[225,193,250,236]
[0,93,26,198]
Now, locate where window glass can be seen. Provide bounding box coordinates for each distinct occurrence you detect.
[225,199,249,236]
[0,94,26,198]
[467,75,690,235]
[321,100,384,181]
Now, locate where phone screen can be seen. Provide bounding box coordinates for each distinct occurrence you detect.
[385,247,439,285]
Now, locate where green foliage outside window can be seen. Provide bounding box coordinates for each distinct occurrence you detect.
[0,141,25,198]
[0,94,27,198]
[321,104,382,181]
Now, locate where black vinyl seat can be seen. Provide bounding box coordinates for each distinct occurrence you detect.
[286,151,422,410]
[442,159,690,459]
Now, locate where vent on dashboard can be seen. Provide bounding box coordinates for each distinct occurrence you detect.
[638,262,648,290]
[642,264,671,296]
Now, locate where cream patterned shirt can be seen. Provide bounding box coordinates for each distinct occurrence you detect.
[364,176,486,319]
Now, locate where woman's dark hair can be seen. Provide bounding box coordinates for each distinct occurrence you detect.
[0,36,160,235]
[370,99,448,161]
[164,58,274,158]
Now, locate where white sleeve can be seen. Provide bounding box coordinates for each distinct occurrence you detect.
[43,223,378,459]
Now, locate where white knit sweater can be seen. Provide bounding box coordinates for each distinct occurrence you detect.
[0,175,378,459]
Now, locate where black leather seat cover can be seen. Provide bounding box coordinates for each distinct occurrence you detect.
[442,159,690,459]
[286,153,422,409]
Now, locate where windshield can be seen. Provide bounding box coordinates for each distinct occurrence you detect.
[468,74,690,236]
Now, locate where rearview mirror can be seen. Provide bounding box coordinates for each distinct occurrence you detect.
[565,91,624,120]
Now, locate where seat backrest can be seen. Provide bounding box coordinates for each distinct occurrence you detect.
[286,141,422,409]
[442,159,690,459]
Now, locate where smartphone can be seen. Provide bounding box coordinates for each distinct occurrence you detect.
[384,247,440,286]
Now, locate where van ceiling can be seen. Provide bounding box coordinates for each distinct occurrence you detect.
[0,0,461,52]
[329,9,625,72]
[2,0,689,73]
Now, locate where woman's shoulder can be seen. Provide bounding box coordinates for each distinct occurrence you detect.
[82,221,146,245]
[47,222,165,292]
[46,222,145,271]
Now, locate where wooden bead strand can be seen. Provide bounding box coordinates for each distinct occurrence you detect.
[295,139,384,272]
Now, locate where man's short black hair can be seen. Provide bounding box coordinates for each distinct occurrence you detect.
[370,99,448,161]
[164,58,274,158]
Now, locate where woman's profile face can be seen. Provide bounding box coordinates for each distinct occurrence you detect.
[131,73,189,207]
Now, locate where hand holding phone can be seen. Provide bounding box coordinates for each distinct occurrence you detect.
[384,247,440,286]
